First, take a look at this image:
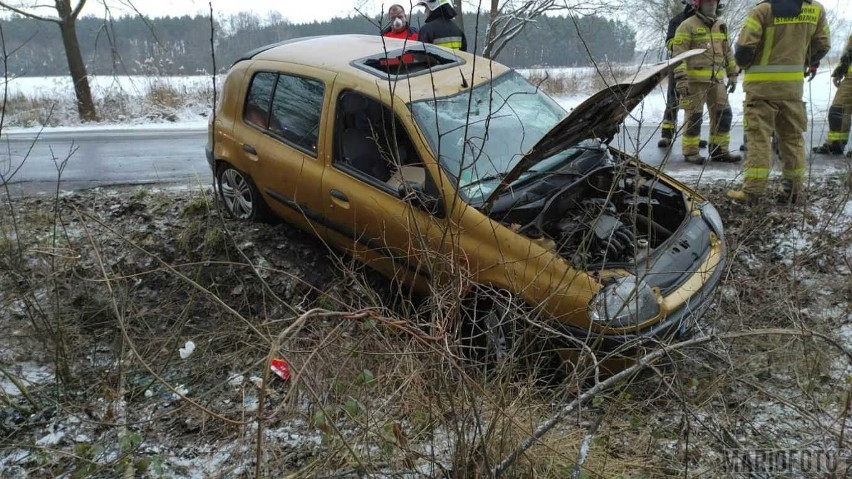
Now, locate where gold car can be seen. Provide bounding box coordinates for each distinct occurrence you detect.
[206,35,723,366]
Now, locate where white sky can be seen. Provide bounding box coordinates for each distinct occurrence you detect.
[76,0,852,25]
[81,0,402,24]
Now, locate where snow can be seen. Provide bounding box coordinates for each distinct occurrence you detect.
[0,65,841,137]
[0,362,53,397]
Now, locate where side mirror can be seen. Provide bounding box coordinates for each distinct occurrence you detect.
[397,181,443,215]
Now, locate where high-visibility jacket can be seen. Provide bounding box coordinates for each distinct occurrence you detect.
[665,7,695,54]
[672,14,737,84]
[418,5,468,52]
[735,0,830,100]
[838,34,852,77]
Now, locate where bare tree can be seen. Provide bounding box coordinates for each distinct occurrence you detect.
[479,0,614,60]
[0,0,97,121]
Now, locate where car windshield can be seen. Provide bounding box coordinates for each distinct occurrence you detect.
[410,71,568,204]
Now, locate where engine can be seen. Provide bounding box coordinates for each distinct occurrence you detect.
[504,165,688,269]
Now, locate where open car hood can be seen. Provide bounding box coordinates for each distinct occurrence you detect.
[483,49,704,210]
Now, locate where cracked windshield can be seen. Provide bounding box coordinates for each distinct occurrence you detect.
[411,71,567,203]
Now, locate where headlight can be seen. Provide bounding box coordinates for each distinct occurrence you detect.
[589,276,660,328]
[701,202,724,239]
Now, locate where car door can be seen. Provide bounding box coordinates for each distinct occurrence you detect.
[231,61,335,235]
[319,88,450,289]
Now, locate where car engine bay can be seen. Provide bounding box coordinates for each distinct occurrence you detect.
[488,150,690,270]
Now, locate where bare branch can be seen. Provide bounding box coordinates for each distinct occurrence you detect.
[69,0,87,19]
[0,1,60,23]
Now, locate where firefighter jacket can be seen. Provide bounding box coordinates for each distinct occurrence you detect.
[672,14,737,85]
[665,6,695,54]
[418,4,468,52]
[834,34,852,78]
[735,0,830,100]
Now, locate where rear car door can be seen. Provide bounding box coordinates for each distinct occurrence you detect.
[232,62,335,234]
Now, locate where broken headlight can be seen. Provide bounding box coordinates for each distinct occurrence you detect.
[589,276,660,328]
[701,202,724,239]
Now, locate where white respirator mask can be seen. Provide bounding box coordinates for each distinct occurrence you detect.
[392,17,405,30]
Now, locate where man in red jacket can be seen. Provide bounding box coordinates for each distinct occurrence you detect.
[382,4,419,41]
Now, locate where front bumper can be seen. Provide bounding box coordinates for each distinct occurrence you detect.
[553,208,727,354]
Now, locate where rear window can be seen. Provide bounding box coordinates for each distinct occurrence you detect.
[244,71,325,155]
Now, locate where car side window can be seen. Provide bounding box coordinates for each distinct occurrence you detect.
[269,74,325,154]
[334,92,422,186]
[244,72,276,129]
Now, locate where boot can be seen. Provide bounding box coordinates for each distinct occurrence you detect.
[699,139,708,149]
[726,189,760,205]
[657,137,672,148]
[777,180,803,205]
[684,154,707,165]
[709,146,742,163]
[812,142,845,155]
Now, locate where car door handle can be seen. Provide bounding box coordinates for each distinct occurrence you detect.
[242,144,257,155]
[330,189,348,202]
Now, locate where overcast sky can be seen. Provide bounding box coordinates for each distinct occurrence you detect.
[80,0,404,24]
[77,0,851,24]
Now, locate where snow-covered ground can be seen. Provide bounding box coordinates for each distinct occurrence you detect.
[0,65,842,135]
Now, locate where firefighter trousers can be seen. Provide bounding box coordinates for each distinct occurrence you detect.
[742,99,807,195]
[826,78,852,147]
[662,71,679,140]
[680,81,732,156]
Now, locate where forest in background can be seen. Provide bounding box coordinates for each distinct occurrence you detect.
[0,11,636,76]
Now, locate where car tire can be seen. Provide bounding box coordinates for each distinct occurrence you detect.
[460,288,522,373]
[216,163,269,221]
[460,287,564,381]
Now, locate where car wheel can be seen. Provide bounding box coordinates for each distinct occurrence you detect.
[461,287,563,381]
[460,288,522,373]
[216,163,268,221]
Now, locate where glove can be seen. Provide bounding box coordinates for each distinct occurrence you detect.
[727,78,737,93]
[805,64,818,82]
[676,80,689,97]
[833,64,848,86]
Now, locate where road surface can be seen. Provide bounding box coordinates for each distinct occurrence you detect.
[1,123,849,195]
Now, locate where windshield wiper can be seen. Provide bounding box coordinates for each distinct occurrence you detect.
[464,172,508,189]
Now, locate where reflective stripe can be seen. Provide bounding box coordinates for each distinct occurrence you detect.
[743,17,761,32]
[744,167,771,180]
[683,136,701,147]
[434,36,463,50]
[827,131,849,141]
[759,26,775,65]
[687,69,715,79]
[744,72,804,82]
[662,121,676,130]
[710,133,730,144]
[692,33,729,42]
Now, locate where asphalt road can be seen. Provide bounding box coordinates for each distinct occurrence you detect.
[1,123,849,195]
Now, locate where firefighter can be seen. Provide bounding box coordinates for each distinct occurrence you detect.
[728,0,830,204]
[659,0,708,149]
[414,0,468,52]
[670,0,741,164]
[813,33,852,156]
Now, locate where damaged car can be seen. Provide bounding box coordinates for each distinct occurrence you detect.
[207,34,724,370]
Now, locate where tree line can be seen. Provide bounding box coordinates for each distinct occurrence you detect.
[0,12,635,77]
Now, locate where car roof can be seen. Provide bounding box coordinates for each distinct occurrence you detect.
[245,34,512,103]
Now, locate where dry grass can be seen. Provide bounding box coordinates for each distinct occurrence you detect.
[1,174,850,477]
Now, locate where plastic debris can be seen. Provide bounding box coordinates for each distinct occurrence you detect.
[271,358,291,381]
[179,340,195,359]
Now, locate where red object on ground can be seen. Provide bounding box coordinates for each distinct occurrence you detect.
[271,358,291,380]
